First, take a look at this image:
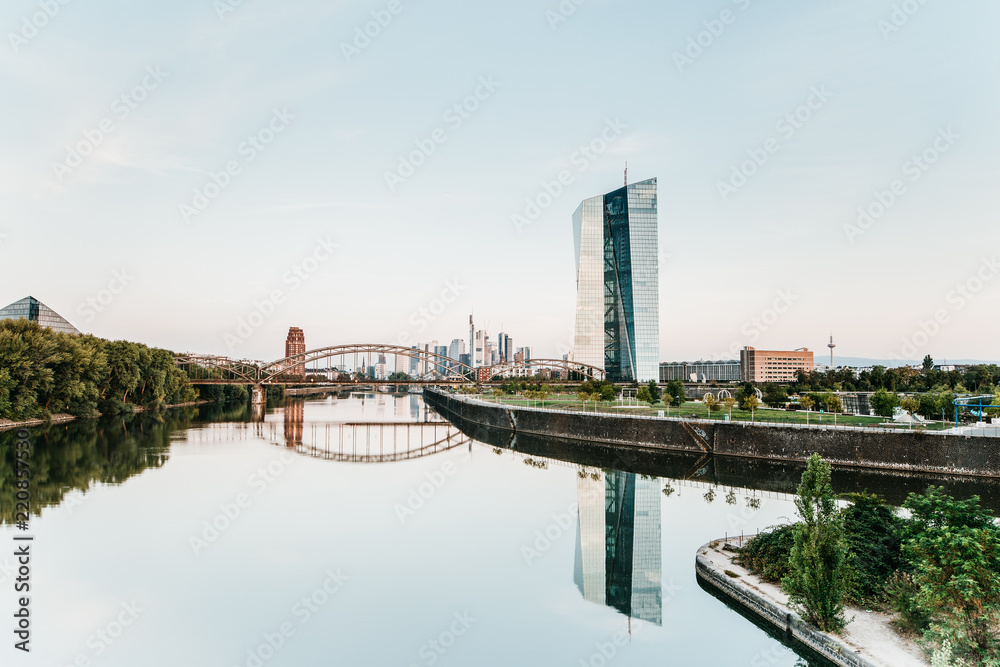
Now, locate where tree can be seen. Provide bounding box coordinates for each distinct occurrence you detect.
[824,394,843,414]
[841,494,904,606]
[636,386,653,404]
[763,383,789,408]
[578,390,600,409]
[646,380,661,404]
[800,396,815,425]
[665,380,685,408]
[744,394,759,421]
[703,393,719,414]
[723,396,736,419]
[783,454,849,632]
[923,355,935,372]
[870,388,900,418]
[737,383,757,409]
[900,397,920,428]
[0,320,194,420]
[869,365,887,390]
[903,488,1000,662]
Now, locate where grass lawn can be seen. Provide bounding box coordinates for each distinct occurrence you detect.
[481,393,952,431]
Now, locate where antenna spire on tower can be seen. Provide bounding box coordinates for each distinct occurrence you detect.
[624,161,628,187]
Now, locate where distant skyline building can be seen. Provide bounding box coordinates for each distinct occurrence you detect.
[498,332,512,363]
[449,338,466,365]
[516,346,531,363]
[434,344,449,377]
[572,177,660,383]
[409,345,420,375]
[284,327,306,377]
[0,296,80,335]
[471,324,485,367]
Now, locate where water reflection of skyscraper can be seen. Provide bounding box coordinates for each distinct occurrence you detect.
[283,401,304,446]
[574,472,662,625]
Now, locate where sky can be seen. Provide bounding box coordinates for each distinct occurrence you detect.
[1,0,998,364]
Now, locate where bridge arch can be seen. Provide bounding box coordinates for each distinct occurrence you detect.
[258,343,476,383]
[174,355,262,383]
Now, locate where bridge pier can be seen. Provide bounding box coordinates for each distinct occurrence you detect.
[251,384,267,405]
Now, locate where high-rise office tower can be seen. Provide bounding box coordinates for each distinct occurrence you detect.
[449,338,466,364]
[468,314,488,368]
[395,353,409,376]
[572,177,659,382]
[435,345,449,377]
[409,345,421,375]
[285,327,306,377]
[469,315,476,367]
[421,341,439,377]
[497,332,512,363]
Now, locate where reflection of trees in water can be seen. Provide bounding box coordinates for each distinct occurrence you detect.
[0,410,195,524]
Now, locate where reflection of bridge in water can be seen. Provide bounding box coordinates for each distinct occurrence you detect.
[277,419,469,463]
[182,402,468,464]
[275,399,469,463]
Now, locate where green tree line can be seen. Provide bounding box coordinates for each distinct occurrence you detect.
[792,357,1000,396]
[0,319,197,421]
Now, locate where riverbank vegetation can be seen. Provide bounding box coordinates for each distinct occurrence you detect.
[0,319,197,421]
[738,455,1000,665]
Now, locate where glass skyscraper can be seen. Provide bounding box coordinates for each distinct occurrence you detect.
[0,296,81,335]
[572,178,659,382]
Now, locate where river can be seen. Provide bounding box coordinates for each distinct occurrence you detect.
[5,392,995,666]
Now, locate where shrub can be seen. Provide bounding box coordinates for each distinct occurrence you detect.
[841,493,904,606]
[737,524,795,584]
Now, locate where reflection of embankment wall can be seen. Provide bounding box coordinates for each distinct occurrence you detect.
[424,389,1000,479]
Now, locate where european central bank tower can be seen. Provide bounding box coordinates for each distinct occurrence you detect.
[572,178,659,382]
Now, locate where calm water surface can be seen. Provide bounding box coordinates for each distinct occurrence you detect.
[6,392,949,666]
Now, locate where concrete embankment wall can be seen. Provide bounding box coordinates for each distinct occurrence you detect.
[424,389,1000,478]
[425,390,707,455]
[695,547,879,667]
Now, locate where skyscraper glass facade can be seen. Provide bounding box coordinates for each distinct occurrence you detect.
[0,296,81,335]
[573,178,659,382]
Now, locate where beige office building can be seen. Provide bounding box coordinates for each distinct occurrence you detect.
[740,346,813,383]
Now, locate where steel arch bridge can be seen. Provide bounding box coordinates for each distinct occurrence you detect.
[176,343,476,385]
[175,344,607,386]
